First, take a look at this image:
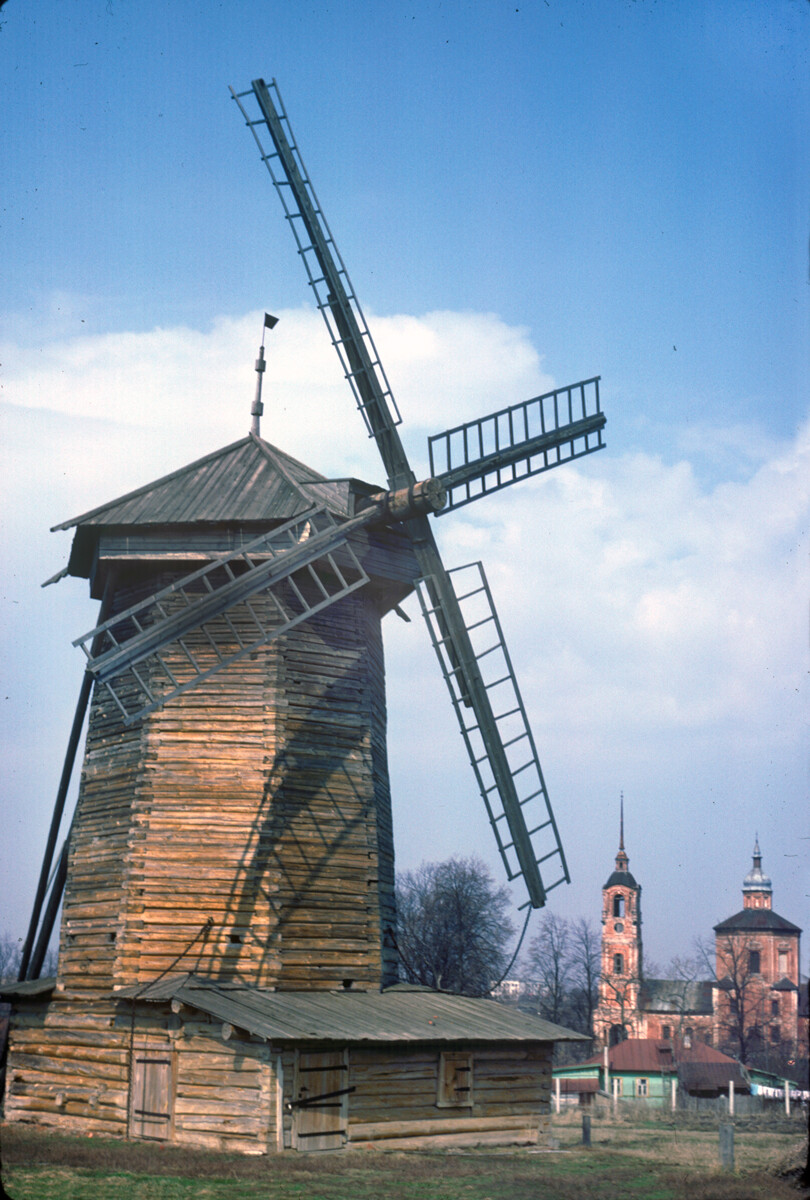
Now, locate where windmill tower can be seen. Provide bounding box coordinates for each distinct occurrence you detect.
[18,79,607,998]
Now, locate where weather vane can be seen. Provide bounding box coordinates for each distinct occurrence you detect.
[251,311,278,436]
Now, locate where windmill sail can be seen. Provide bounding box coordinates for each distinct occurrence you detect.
[75,507,371,724]
[417,562,568,906]
[232,77,578,909]
[429,377,606,513]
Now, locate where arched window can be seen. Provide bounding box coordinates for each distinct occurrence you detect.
[613,953,624,975]
[612,895,625,918]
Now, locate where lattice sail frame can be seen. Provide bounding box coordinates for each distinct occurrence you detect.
[74,507,371,724]
[430,377,605,513]
[230,80,403,443]
[416,562,569,905]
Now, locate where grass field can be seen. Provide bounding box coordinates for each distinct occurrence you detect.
[1,1110,807,1200]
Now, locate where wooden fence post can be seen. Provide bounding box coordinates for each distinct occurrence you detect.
[554,1076,561,1114]
[784,1079,790,1116]
[582,1112,591,1146]
[728,1079,734,1116]
[719,1123,734,1171]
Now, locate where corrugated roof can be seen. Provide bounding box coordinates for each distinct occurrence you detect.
[678,1061,748,1093]
[580,1038,744,1074]
[0,977,56,999]
[558,1077,599,1094]
[714,908,801,935]
[53,435,375,530]
[115,976,588,1045]
[639,978,714,1015]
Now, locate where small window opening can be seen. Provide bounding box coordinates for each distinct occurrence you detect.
[748,949,760,974]
[613,895,625,918]
[437,1052,473,1108]
[613,953,624,975]
[661,1025,671,1040]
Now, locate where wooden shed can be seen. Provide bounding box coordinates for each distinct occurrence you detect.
[3,976,585,1152]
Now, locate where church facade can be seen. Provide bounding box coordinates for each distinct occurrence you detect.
[592,829,805,1065]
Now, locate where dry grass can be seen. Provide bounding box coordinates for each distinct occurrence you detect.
[1,1115,808,1200]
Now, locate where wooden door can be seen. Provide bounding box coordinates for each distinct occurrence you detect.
[130,1044,173,1140]
[292,1049,350,1151]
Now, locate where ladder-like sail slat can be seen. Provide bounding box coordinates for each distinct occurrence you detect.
[416,560,569,908]
[429,377,605,513]
[74,507,372,725]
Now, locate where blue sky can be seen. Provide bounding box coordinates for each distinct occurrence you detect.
[2,0,808,972]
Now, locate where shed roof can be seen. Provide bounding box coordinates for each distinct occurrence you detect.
[558,1077,599,1094]
[53,434,377,532]
[115,976,588,1045]
[677,1060,748,1094]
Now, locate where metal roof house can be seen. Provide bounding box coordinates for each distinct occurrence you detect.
[553,1038,750,1108]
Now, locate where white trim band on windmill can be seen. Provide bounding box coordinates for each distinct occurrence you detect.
[251,312,279,436]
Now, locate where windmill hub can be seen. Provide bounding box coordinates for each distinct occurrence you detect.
[362,477,447,522]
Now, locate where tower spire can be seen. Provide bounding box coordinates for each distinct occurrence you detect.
[615,792,629,873]
[619,790,625,852]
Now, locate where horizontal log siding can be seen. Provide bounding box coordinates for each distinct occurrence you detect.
[171,1022,274,1153]
[56,565,395,995]
[346,1042,552,1147]
[5,999,275,1153]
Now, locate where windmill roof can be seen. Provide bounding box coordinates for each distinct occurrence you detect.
[713,909,801,935]
[115,975,589,1045]
[53,433,378,531]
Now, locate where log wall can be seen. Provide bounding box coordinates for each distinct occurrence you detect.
[57,555,397,998]
[344,1042,552,1148]
[6,998,553,1154]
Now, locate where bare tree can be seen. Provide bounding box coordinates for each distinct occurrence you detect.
[696,932,768,1061]
[395,856,515,996]
[524,912,572,1024]
[0,932,58,982]
[567,917,601,1035]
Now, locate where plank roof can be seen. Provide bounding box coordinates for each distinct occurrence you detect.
[52,434,379,530]
[115,976,588,1045]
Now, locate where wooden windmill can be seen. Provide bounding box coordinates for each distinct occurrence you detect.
[19,79,606,998]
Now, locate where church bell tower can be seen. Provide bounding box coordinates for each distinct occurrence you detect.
[594,797,644,1047]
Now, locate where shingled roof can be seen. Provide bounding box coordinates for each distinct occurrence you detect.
[53,434,377,532]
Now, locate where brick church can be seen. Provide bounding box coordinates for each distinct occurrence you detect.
[592,815,805,1063]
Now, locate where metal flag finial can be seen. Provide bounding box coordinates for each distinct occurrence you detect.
[251,313,278,436]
